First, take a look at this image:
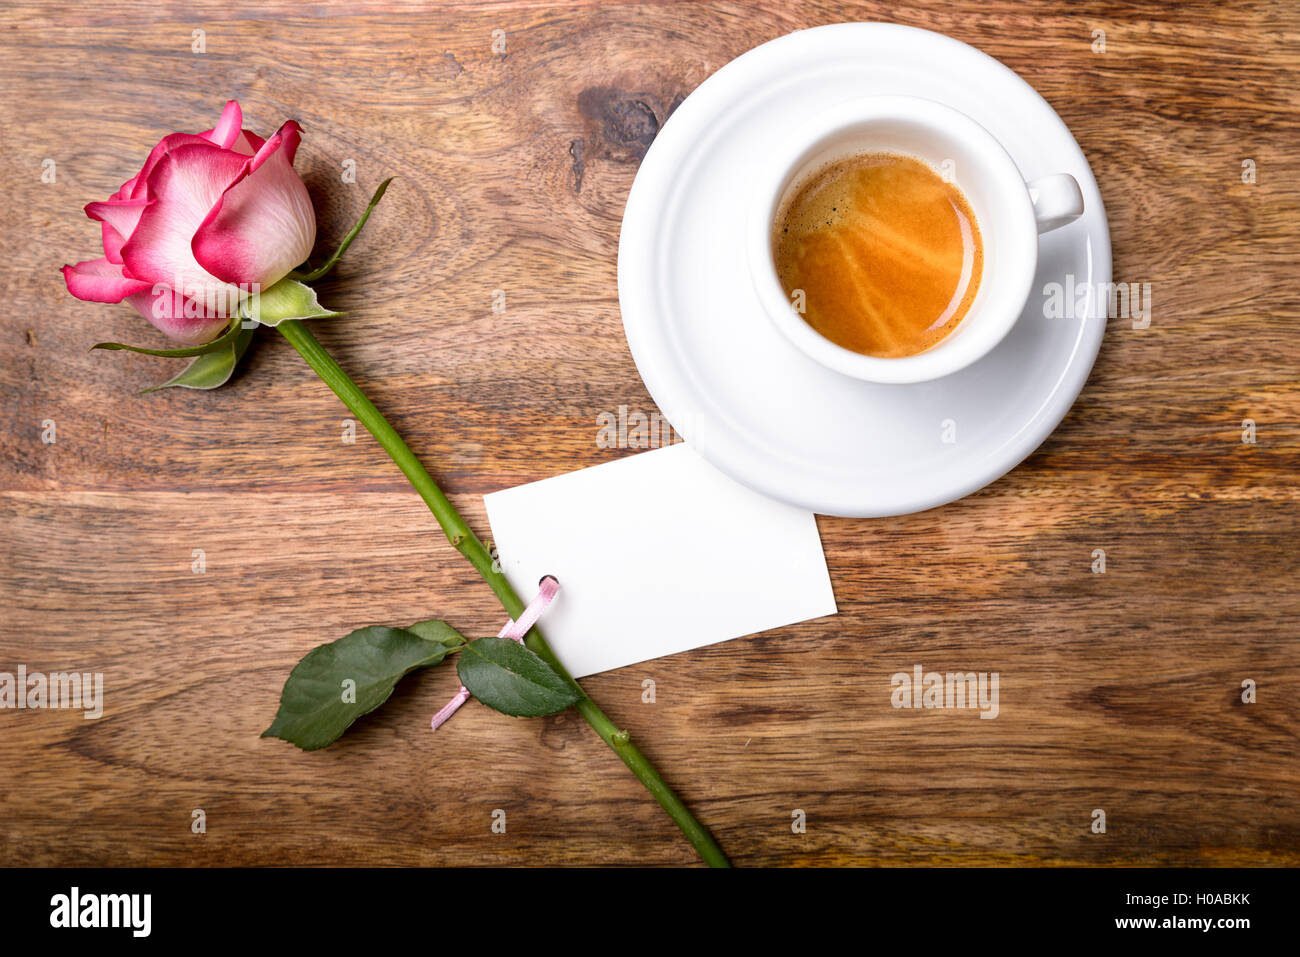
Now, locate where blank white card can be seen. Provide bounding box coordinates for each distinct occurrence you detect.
[483,443,837,678]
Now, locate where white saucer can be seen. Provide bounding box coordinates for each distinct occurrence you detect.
[618,23,1111,517]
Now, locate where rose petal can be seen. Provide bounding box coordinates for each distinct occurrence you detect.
[191,121,315,288]
[249,120,302,168]
[62,257,154,304]
[121,142,249,301]
[101,222,126,264]
[85,196,151,241]
[202,100,243,151]
[87,197,152,264]
[125,285,236,346]
[231,129,265,156]
[111,173,140,202]
[127,132,213,201]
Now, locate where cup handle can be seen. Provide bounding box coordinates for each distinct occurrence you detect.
[1027,174,1084,233]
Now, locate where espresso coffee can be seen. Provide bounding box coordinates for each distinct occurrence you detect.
[773,152,983,359]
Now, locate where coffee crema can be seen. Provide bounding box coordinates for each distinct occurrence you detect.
[773,152,983,359]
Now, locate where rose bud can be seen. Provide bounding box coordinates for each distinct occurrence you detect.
[61,100,316,345]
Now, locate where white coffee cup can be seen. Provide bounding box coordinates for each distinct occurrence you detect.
[747,95,1084,384]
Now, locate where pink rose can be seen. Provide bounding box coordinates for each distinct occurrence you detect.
[61,100,316,345]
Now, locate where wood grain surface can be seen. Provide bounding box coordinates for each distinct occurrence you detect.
[2,0,1297,867]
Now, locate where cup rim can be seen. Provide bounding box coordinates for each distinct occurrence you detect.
[747,94,1039,384]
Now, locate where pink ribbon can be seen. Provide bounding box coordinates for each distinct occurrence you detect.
[430,575,561,731]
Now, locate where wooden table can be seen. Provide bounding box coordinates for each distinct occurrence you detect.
[2,0,1297,867]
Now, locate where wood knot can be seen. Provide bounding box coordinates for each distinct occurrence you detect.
[576,86,684,164]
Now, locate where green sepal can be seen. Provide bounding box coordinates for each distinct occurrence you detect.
[140,323,257,393]
[248,277,343,327]
[92,314,243,357]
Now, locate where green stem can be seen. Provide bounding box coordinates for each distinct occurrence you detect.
[277,319,730,868]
